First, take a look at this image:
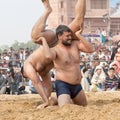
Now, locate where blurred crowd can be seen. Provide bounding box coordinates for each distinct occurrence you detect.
[0,35,120,95]
[0,47,33,95]
[80,38,120,92]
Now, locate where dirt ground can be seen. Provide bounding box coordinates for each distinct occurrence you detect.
[0,91,120,120]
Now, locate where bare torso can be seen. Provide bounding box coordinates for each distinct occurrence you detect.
[53,41,82,85]
[25,46,53,76]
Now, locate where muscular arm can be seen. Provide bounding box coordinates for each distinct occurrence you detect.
[40,37,53,60]
[75,31,95,53]
[23,62,49,105]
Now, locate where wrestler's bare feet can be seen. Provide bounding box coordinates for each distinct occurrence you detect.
[41,0,46,2]
[41,0,52,14]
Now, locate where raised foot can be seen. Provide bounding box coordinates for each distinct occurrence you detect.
[41,0,52,13]
[41,0,48,3]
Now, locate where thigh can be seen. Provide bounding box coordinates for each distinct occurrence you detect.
[58,94,72,107]
[72,89,87,106]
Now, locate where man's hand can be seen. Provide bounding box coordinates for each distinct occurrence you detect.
[37,37,47,45]
[36,97,57,109]
[40,37,46,44]
[75,30,81,37]
[36,101,49,109]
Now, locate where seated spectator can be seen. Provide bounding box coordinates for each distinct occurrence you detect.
[0,73,8,94]
[110,40,120,61]
[0,69,12,94]
[110,61,120,76]
[6,68,25,95]
[89,57,100,79]
[103,67,119,91]
[90,65,106,92]
[81,65,91,92]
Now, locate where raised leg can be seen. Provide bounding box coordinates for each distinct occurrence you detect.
[31,0,56,45]
[68,0,86,33]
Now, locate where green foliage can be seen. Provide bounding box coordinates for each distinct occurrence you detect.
[0,40,39,53]
[0,45,9,52]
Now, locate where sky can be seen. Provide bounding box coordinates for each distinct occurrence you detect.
[110,0,120,7]
[0,0,44,46]
[0,0,120,46]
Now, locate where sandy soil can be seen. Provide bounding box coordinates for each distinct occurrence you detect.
[0,91,120,120]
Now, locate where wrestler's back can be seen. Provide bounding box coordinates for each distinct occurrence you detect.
[25,47,53,73]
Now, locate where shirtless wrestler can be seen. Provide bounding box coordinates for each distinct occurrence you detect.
[50,25,94,107]
[22,37,55,108]
[31,0,86,45]
[22,0,86,108]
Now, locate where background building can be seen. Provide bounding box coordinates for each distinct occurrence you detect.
[48,0,120,36]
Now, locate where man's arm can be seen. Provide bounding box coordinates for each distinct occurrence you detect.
[39,37,53,60]
[40,36,57,61]
[75,30,95,53]
[23,62,49,108]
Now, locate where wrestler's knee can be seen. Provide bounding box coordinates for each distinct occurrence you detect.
[82,99,87,106]
[69,20,83,33]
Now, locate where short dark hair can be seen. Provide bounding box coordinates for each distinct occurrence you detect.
[56,25,72,38]
[109,67,115,71]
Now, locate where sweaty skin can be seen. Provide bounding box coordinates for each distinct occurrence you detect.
[23,37,54,108]
[24,0,87,108]
[50,28,94,107]
[31,0,86,45]
[52,30,94,85]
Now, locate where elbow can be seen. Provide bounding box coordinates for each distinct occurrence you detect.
[45,54,53,62]
[45,51,55,62]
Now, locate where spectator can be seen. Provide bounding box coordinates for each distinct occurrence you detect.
[81,66,91,92]
[0,70,8,94]
[89,57,100,79]
[103,67,119,91]
[90,65,106,92]
[110,40,120,61]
